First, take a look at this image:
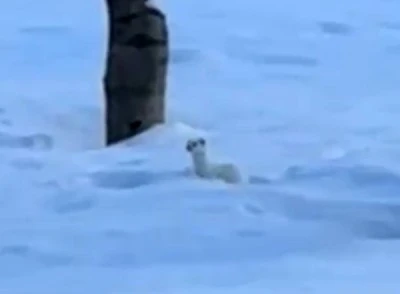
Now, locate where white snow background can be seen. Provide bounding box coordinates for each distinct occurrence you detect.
[0,0,399,293]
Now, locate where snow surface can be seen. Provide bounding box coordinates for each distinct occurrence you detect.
[0,0,400,293]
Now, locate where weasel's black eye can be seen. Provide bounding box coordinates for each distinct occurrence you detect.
[186,142,193,152]
[198,138,205,145]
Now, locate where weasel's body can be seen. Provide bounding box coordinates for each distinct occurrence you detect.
[186,137,242,184]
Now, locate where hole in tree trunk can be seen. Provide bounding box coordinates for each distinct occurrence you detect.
[129,120,143,134]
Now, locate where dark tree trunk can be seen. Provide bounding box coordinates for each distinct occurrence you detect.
[103,0,168,145]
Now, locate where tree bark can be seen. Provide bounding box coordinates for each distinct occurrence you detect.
[103,0,168,145]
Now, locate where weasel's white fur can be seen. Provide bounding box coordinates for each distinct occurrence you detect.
[186,137,242,184]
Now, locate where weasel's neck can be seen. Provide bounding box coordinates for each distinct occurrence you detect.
[191,151,210,178]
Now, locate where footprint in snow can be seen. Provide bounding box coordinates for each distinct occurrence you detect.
[0,132,53,150]
[0,244,73,267]
[90,169,188,190]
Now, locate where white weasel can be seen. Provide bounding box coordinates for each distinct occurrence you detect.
[185,137,242,184]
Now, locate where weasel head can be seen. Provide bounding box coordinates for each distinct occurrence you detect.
[185,137,206,155]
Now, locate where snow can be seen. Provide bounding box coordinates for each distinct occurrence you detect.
[0,0,400,292]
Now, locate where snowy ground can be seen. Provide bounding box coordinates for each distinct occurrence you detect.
[0,0,400,293]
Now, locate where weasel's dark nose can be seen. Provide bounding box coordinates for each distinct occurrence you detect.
[198,138,205,146]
